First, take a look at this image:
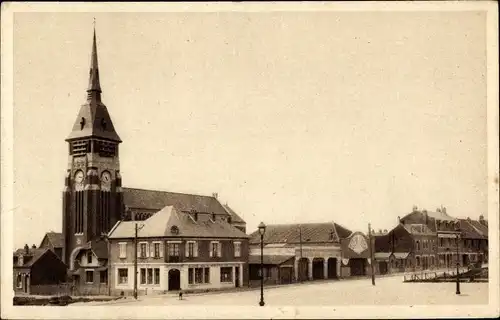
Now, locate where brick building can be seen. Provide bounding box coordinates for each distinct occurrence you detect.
[375,206,489,274]
[107,206,248,295]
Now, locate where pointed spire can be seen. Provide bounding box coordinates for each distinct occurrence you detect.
[87,20,102,100]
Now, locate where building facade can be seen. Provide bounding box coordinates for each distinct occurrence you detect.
[13,245,67,295]
[374,206,489,274]
[248,222,372,285]
[108,206,249,296]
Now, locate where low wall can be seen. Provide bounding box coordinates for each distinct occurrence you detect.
[30,284,72,296]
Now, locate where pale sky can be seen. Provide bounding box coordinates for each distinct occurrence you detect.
[12,11,488,249]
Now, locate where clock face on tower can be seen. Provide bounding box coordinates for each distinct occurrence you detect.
[101,171,111,189]
[74,170,84,184]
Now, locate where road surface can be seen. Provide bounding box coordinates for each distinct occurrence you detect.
[72,275,488,306]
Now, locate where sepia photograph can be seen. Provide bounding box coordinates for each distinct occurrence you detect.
[1,1,499,319]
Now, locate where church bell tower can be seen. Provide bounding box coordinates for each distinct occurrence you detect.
[62,27,124,267]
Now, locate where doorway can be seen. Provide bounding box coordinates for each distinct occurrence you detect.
[168,269,180,291]
[312,258,325,280]
[327,258,338,279]
[235,267,240,288]
[23,275,28,293]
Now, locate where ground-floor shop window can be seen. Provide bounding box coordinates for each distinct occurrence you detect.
[188,267,210,284]
[220,267,233,283]
[140,268,160,285]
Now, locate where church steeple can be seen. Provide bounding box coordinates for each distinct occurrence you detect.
[66,24,121,143]
[87,26,102,100]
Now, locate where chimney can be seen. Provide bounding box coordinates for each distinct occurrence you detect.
[397,216,401,224]
[32,244,36,249]
[441,206,447,214]
[412,205,418,212]
[436,208,441,213]
[212,192,218,199]
[383,229,387,233]
[479,214,486,225]
[24,244,29,254]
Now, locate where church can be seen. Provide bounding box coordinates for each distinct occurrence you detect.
[56,28,248,296]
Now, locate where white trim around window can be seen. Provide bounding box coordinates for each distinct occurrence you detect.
[167,240,182,244]
[152,241,163,259]
[233,241,241,258]
[138,241,149,258]
[210,241,221,258]
[118,242,127,259]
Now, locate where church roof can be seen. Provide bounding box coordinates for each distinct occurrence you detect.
[248,222,352,245]
[122,187,231,217]
[108,206,248,239]
[40,232,64,249]
[66,27,121,142]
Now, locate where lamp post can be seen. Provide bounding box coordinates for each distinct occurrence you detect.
[368,223,375,286]
[258,221,266,307]
[455,223,461,295]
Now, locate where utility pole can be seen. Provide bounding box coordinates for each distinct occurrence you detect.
[299,225,303,282]
[134,222,138,299]
[368,223,375,286]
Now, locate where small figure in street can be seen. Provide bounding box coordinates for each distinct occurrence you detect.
[178,288,183,300]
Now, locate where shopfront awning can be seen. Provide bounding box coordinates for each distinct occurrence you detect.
[393,252,410,259]
[374,252,391,260]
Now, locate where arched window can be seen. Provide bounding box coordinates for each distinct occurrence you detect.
[416,240,420,251]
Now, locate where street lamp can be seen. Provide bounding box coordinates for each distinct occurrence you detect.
[258,221,266,307]
[454,222,461,295]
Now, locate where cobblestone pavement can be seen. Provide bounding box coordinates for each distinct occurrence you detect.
[71,275,488,306]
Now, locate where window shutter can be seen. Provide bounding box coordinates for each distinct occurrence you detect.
[194,242,198,257]
[146,243,150,258]
[136,244,140,258]
[209,243,213,257]
[159,242,164,258]
[218,243,222,257]
[185,242,189,257]
[150,242,154,258]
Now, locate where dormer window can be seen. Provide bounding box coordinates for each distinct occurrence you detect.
[170,225,179,235]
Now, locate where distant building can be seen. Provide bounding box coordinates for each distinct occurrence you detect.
[248,222,373,286]
[13,245,67,295]
[374,206,489,274]
[39,232,64,260]
[108,206,249,295]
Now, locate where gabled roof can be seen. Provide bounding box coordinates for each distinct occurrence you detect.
[90,238,108,259]
[248,255,295,265]
[109,206,248,239]
[222,204,246,224]
[122,187,229,216]
[458,219,488,239]
[13,248,52,268]
[40,232,64,249]
[248,222,352,245]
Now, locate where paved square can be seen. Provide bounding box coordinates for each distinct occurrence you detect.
[73,276,488,306]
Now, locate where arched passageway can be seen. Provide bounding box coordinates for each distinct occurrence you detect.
[312,258,324,280]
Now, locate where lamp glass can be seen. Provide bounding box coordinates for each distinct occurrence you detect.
[258,222,266,235]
